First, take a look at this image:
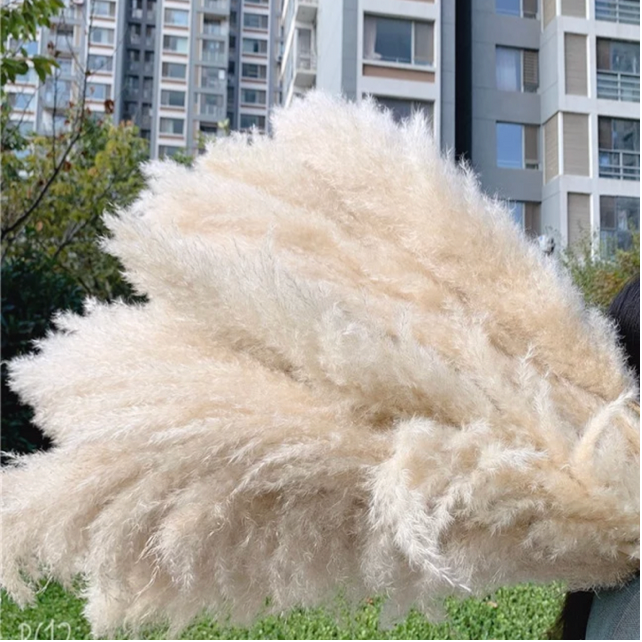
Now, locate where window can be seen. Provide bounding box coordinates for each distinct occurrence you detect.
[131,0,143,18]
[87,82,111,100]
[164,8,188,26]
[145,25,155,47]
[243,13,268,29]
[203,18,225,35]
[496,47,538,92]
[162,62,187,79]
[201,66,225,88]
[506,201,541,237]
[596,39,640,102]
[599,117,640,151]
[125,75,139,90]
[597,39,640,74]
[7,92,34,110]
[142,77,153,100]
[90,27,115,45]
[57,58,73,75]
[240,114,266,129]
[242,38,268,54]
[598,117,640,180]
[144,51,154,74]
[240,88,266,104]
[496,0,538,18]
[9,120,34,136]
[163,35,188,53]
[496,122,539,169]
[374,96,433,124]
[16,66,38,83]
[129,24,142,44]
[160,89,185,107]
[363,15,433,66]
[200,93,223,115]
[241,63,267,79]
[600,196,640,257]
[160,117,185,135]
[158,145,181,158]
[202,39,225,61]
[91,0,116,17]
[88,54,113,73]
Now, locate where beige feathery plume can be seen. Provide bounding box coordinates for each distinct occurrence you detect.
[2,92,639,636]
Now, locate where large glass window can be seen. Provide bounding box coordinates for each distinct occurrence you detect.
[243,13,268,29]
[374,96,433,125]
[162,62,186,79]
[241,63,267,79]
[160,89,185,107]
[90,27,115,45]
[164,8,188,26]
[200,93,223,115]
[600,196,640,257]
[242,38,268,54]
[158,145,181,158]
[363,15,434,66]
[91,0,116,17]
[87,54,113,73]
[598,117,640,180]
[240,114,266,129]
[496,47,539,92]
[597,39,640,74]
[240,88,266,104]
[496,0,538,18]
[497,122,539,169]
[163,35,188,53]
[159,117,184,135]
[86,82,111,100]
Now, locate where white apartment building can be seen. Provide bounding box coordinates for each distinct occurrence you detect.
[540,0,640,254]
[6,0,123,135]
[279,0,456,150]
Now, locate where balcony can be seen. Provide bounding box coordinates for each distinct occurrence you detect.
[294,51,316,89]
[595,0,640,24]
[295,0,318,23]
[200,104,225,119]
[597,71,640,102]
[599,149,640,180]
[42,92,72,109]
[202,51,226,65]
[201,0,229,15]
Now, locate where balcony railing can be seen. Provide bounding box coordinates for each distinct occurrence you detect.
[599,149,640,180]
[595,0,640,24]
[202,51,226,65]
[201,78,226,93]
[200,104,225,119]
[296,51,316,71]
[201,0,229,14]
[597,71,640,102]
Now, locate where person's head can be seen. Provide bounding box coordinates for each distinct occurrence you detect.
[607,276,640,381]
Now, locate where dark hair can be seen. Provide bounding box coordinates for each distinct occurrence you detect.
[554,276,640,640]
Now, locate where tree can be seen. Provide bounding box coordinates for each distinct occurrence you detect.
[563,233,640,309]
[1,0,64,87]
[1,114,149,457]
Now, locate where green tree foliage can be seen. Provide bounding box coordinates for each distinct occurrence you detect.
[2,110,149,456]
[1,0,64,86]
[562,234,640,309]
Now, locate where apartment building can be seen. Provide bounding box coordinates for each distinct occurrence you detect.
[7,0,280,157]
[6,0,123,136]
[461,0,640,254]
[226,0,280,132]
[279,0,456,150]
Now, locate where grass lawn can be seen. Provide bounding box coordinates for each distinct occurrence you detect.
[1,582,564,640]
